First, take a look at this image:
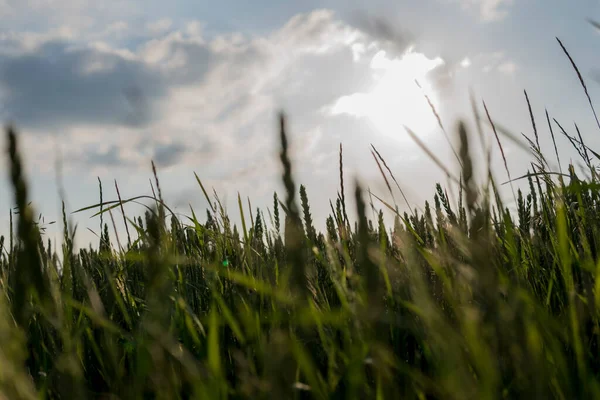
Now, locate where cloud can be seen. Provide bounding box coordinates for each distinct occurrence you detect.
[0,40,167,129]
[0,8,455,217]
[348,13,413,57]
[84,144,135,167]
[497,60,517,74]
[80,141,193,169]
[152,141,197,168]
[327,49,445,135]
[452,0,515,22]
[0,22,266,130]
[146,18,172,35]
[468,51,517,74]
[0,0,137,32]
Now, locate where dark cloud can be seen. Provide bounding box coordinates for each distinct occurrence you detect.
[74,137,214,169]
[152,141,187,167]
[0,40,166,129]
[153,134,216,167]
[349,13,413,57]
[0,31,268,132]
[0,32,248,130]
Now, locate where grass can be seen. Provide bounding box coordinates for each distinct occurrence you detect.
[2,39,600,399]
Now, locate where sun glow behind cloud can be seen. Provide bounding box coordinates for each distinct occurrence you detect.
[329,48,445,139]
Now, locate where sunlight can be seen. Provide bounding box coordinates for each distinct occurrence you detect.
[330,48,445,139]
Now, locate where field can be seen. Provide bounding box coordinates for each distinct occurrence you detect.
[3,40,600,399]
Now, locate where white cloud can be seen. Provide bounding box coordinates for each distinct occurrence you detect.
[469,51,517,74]
[101,21,129,38]
[146,18,172,35]
[328,49,445,136]
[185,21,204,37]
[452,0,515,22]
[497,60,517,74]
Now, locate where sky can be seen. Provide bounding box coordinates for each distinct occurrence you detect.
[1,0,600,249]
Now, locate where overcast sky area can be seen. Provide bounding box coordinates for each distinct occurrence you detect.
[1,0,600,248]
